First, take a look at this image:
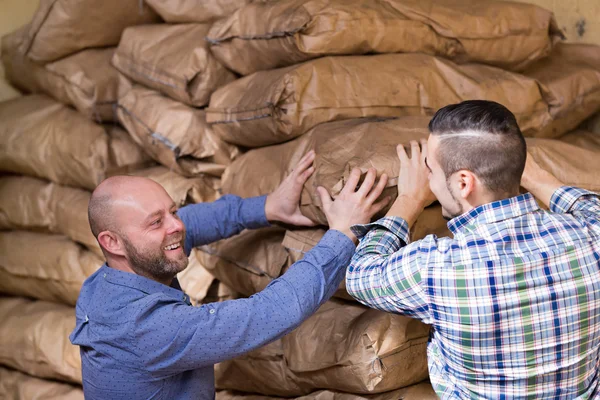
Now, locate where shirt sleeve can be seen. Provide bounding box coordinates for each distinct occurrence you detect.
[129,230,355,375]
[346,216,433,323]
[550,186,600,235]
[178,194,270,253]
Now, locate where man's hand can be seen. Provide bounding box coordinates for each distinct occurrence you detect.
[317,167,390,244]
[387,140,435,226]
[520,152,563,208]
[265,150,317,226]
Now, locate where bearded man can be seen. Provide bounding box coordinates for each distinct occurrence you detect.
[347,100,600,399]
[70,151,389,399]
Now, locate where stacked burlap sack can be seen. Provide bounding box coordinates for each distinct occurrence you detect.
[0,0,599,398]
[197,1,600,397]
[0,0,227,393]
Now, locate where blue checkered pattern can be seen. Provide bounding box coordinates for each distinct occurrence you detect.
[347,187,600,399]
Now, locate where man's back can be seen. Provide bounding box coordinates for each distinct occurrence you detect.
[347,187,600,399]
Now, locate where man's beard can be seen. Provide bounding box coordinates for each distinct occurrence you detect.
[442,180,465,221]
[122,236,188,283]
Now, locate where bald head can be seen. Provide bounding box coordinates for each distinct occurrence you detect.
[88,176,168,238]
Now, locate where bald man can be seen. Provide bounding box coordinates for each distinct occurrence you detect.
[69,151,390,400]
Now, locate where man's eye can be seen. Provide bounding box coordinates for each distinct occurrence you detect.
[152,219,161,226]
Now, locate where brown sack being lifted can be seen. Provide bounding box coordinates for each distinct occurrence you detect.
[207,0,561,76]
[0,297,81,384]
[146,0,254,23]
[523,43,600,139]
[17,0,160,63]
[526,130,600,193]
[206,54,550,147]
[223,117,433,224]
[117,78,239,177]
[2,28,120,121]
[0,366,83,400]
[0,231,103,306]
[216,299,430,395]
[112,24,236,107]
[216,380,438,400]
[0,95,151,190]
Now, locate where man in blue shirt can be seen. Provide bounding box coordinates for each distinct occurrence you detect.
[70,151,390,399]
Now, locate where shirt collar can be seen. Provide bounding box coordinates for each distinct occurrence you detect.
[447,192,540,234]
[100,264,191,305]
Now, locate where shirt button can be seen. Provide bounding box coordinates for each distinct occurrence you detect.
[103,273,107,278]
[209,309,216,314]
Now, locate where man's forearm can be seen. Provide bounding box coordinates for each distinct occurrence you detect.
[385,195,426,227]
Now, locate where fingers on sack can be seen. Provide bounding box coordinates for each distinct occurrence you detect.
[316,186,333,208]
[294,150,316,174]
[357,168,377,197]
[420,139,428,162]
[410,140,420,161]
[297,166,315,184]
[397,144,408,163]
[342,168,362,195]
[366,173,388,204]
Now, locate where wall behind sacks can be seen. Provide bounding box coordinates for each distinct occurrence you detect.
[507,0,600,45]
[0,0,39,101]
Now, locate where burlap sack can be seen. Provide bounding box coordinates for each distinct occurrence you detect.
[131,166,221,205]
[196,227,288,297]
[560,129,600,151]
[0,367,83,400]
[117,78,239,177]
[18,0,160,63]
[216,381,437,400]
[2,29,120,121]
[0,232,103,306]
[222,117,434,224]
[0,95,151,190]
[216,299,430,395]
[0,176,100,255]
[0,297,81,384]
[207,0,561,76]
[146,0,253,23]
[526,132,600,192]
[177,249,217,306]
[207,54,551,147]
[523,43,600,139]
[112,24,236,107]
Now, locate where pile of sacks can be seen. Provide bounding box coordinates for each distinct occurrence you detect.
[1,0,600,398]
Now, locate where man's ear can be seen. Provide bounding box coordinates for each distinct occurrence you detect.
[97,231,126,257]
[456,170,476,200]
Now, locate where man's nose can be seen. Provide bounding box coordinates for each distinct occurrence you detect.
[166,213,185,234]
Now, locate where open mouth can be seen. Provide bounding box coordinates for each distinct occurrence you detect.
[163,242,181,251]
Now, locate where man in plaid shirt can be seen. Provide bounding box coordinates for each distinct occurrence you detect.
[346,100,600,399]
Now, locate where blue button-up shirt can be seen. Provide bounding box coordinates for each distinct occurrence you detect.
[347,187,600,399]
[70,195,354,399]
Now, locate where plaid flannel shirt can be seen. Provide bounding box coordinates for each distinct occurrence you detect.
[347,187,600,399]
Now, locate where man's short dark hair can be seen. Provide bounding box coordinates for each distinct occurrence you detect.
[428,100,527,195]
